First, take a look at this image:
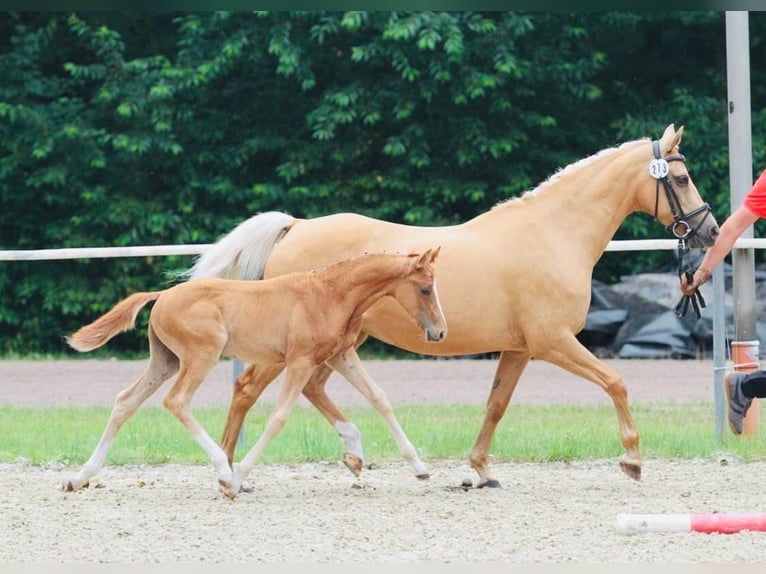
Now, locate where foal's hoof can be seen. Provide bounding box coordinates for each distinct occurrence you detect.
[476,479,502,489]
[415,473,430,481]
[218,479,238,500]
[619,460,642,481]
[342,453,363,477]
[62,480,88,492]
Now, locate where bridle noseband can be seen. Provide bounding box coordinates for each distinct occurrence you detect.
[650,139,712,244]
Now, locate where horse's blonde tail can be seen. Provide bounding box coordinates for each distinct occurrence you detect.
[182,211,296,280]
[66,291,163,352]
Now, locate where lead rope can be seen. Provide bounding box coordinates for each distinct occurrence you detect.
[674,238,706,319]
[675,242,746,372]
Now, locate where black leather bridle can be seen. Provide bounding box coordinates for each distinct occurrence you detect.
[651,139,713,244]
[649,139,713,319]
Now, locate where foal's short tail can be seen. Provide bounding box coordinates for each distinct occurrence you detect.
[182,211,296,280]
[66,291,163,352]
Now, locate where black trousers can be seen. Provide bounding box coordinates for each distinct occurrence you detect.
[738,370,766,399]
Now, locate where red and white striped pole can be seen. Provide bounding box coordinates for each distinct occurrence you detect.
[617,513,766,534]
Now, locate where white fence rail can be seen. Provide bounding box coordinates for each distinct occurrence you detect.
[0,238,684,262]
[0,244,211,261]
[4,237,766,262]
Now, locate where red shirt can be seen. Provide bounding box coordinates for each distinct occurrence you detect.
[744,169,766,217]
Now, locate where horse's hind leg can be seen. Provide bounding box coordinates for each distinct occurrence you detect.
[301,363,365,477]
[293,332,369,475]
[162,354,235,492]
[228,362,315,497]
[220,362,286,466]
[63,327,179,491]
[222,333,368,476]
[327,348,429,480]
[469,350,530,488]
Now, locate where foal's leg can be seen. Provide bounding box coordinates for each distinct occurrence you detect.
[220,362,285,465]
[63,329,179,491]
[302,363,365,476]
[222,332,369,473]
[220,363,364,474]
[228,362,315,498]
[327,348,429,480]
[534,333,641,480]
[162,356,236,492]
[469,350,530,488]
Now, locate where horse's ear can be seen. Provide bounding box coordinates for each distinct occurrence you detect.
[415,247,439,269]
[661,123,684,153]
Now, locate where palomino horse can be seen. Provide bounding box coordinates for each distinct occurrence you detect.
[186,124,719,487]
[64,249,446,498]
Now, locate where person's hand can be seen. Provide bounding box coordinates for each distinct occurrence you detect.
[676,266,710,319]
[680,266,711,296]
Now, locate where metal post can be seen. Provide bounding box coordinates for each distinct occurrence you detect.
[713,265,726,440]
[725,11,759,434]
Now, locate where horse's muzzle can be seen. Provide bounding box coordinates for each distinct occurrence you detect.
[687,222,720,249]
[427,328,447,343]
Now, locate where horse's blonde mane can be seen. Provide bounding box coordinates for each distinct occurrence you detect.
[493,138,648,209]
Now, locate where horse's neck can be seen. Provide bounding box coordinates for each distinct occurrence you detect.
[488,141,647,258]
[321,256,409,312]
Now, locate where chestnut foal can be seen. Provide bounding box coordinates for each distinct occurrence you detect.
[64,248,446,499]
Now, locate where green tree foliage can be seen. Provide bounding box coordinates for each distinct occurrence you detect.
[1,11,764,354]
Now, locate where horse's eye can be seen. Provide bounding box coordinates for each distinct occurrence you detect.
[420,287,431,296]
[675,175,689,186]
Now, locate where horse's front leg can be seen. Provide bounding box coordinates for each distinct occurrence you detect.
[327,348,429,480]
[222,333,368,476]
[469,350,530,488]
[301,363,365,477]
[535,334,641,480]
[228,362,314,497]
[221,362,286,466]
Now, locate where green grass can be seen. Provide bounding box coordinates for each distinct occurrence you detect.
[2,402,765,467]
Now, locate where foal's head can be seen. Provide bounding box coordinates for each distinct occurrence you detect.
[394,247,447,343]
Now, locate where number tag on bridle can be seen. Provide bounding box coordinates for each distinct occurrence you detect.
[649,158,670,179]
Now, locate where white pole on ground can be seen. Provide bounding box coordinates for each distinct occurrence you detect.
[617,513,766,535]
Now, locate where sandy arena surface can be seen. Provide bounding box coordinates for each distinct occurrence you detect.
[1,357,765,564]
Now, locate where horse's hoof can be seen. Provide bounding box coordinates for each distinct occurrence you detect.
[415,473,430,481]
[342,453,363,477]
[619,461,642,480]
[218,479,237,500]
[476,479,502,489]
[62,480,87,492]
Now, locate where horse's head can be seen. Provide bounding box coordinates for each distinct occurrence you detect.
[393,247,447,343]
[645,124,719,248]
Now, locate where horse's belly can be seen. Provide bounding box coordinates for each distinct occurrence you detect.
[361,299,523,356]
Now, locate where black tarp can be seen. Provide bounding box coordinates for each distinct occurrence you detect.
[578,265,766,359]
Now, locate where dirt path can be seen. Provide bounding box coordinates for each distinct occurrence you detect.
[0,357,717,407]
[2,358,764,564]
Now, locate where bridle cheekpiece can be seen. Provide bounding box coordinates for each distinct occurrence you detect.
[650,139,712,246]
